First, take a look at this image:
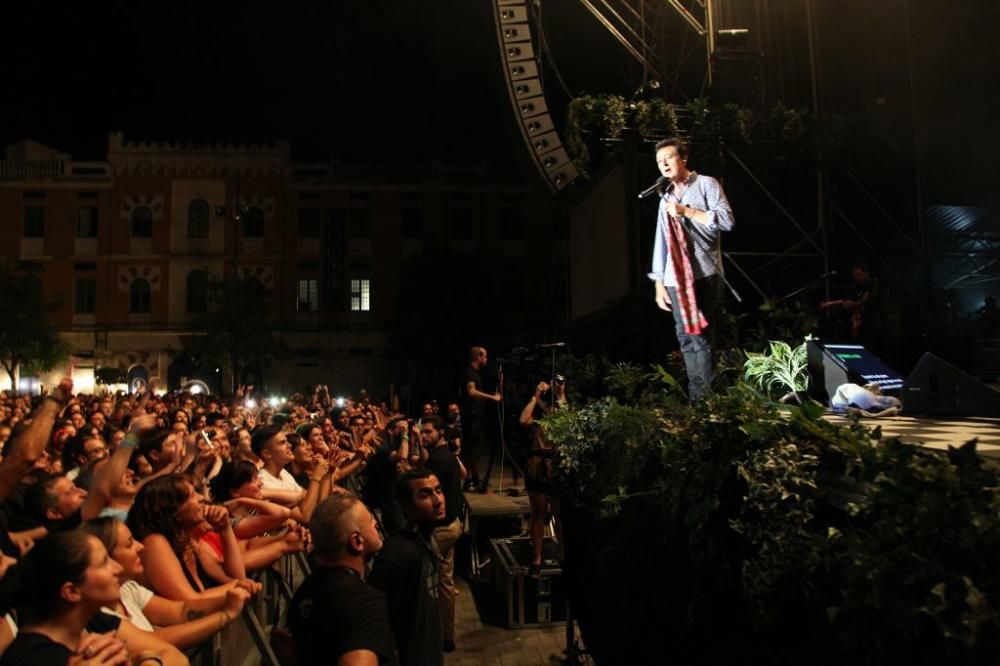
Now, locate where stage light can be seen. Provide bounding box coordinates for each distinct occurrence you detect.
[245,398,257,409]
[189,384,203,395]
[336,397,346,407]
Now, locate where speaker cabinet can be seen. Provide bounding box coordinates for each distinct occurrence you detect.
[492,0,578,192]
[902,352,1000,417]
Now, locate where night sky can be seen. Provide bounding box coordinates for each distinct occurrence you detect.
[4,1,998,204]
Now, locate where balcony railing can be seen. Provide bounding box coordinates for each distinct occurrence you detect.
[0,160,112,180]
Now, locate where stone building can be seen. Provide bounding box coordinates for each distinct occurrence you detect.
[0,133,567,398]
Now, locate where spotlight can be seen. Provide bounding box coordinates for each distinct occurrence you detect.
[336,397,345,408]
[245,398,257,409]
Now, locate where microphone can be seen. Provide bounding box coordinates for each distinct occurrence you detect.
[536,342,566,349]
[637,176,668,199]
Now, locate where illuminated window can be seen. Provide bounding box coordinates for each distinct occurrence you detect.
[350,279,370,312]
[298,279,319,312]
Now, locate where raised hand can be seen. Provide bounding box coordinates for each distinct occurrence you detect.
[203,504,231,532]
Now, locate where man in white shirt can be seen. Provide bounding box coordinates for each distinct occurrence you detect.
[251,425,326,522]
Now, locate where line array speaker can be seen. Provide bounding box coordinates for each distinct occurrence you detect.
[493,0,578,192]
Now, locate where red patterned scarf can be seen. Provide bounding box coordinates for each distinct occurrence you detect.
[662,202,707,335]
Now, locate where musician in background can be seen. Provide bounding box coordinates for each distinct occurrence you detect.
[820,263,881,350]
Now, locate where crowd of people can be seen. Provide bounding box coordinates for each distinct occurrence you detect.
[0,357,560,665]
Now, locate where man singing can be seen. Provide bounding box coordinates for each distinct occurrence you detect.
[648,137,734,401]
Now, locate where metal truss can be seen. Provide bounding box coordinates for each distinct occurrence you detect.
[576,0,727,93]
[575,0,669,82]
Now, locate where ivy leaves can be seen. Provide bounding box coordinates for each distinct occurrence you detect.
[545,359,1000,662]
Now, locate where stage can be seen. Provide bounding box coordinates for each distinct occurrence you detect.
[823,412,1000,460]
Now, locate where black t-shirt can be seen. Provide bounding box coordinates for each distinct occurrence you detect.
[0,632,72,666]
[0,613,121,666]
[287,566,399,666]
[368,530,443,666]
[364,442,405,536]
[460,365,485,417]
[425,445,464,525]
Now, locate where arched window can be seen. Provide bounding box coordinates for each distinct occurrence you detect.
[186,270,208,313]
[243,206,264,238]
[188,199,210,238]
[131,206,153,238]
[129,278,151,313]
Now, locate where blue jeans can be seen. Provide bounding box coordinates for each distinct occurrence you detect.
[667,275,721,402]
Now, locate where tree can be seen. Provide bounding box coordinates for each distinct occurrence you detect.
[183,276,287,392]
[0,268,70,391]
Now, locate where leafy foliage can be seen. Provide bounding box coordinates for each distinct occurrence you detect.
[0,268,70,388]
[184,276,288,388]
[563,95,826,176]
[545,363,1000,664]
[743,339,810,401]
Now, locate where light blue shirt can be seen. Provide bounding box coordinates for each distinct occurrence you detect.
[647,172,734,287]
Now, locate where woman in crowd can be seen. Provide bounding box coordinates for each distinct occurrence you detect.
[83,517,250,650]
[126,474,255,602]
[0,530,187,666]
[228,426,259,467]
[204,460,307,575]
[519,379,566,577]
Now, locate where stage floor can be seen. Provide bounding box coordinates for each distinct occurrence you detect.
[823,413,1000,460]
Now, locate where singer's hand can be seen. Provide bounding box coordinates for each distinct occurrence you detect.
[666,201,686,218]
[655,283,672,312]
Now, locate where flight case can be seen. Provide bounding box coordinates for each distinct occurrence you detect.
[489,536,567,628]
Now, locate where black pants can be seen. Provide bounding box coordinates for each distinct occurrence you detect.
[460,414,485,483]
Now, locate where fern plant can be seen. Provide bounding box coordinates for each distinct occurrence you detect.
[743,340,809,403]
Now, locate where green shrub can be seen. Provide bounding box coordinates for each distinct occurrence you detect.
[545,375,1000,664]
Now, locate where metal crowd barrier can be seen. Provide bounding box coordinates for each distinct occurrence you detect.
[189,552,311,666]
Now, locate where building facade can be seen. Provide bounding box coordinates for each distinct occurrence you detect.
[0,133,568,397]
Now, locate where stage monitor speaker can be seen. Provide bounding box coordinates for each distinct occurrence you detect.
[902,352,1000,417]
[806,340,903,404]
